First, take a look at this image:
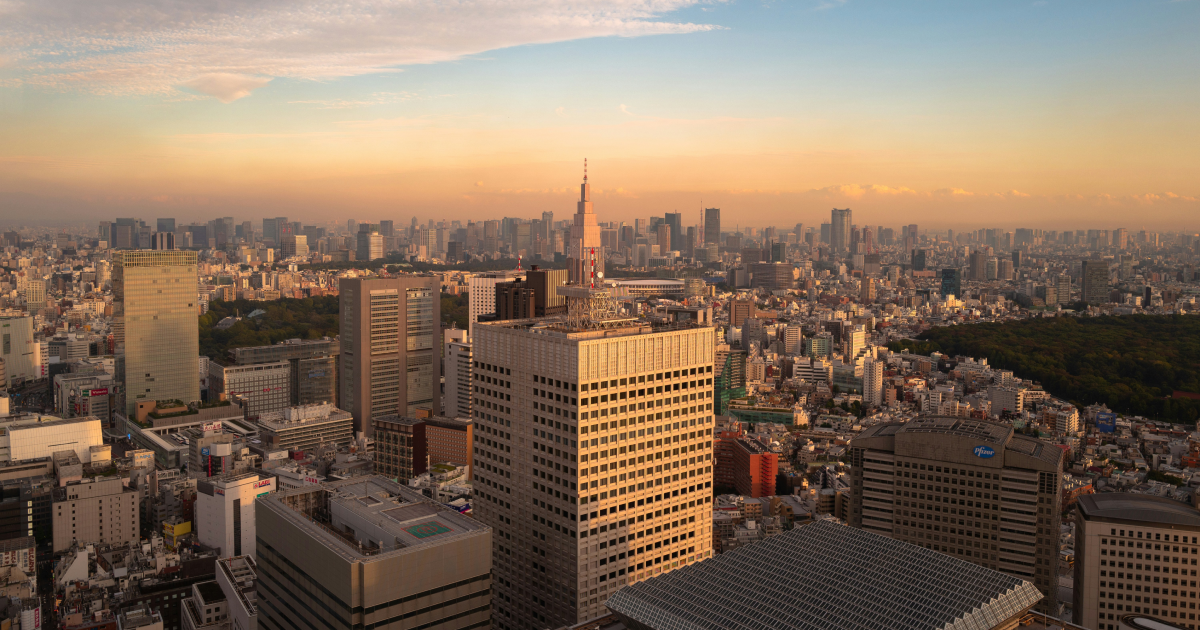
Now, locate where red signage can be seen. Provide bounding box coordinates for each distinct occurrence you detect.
[89,388,109,397]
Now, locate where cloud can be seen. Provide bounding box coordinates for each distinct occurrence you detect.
[1,0,721,101]
[289,91,420,109]
[181,74,271,103]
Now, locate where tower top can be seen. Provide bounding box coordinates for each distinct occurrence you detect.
[583,158,587,182]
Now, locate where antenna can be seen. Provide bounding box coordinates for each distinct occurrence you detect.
[583,158,588,182]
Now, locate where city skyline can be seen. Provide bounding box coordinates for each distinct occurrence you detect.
[2,1,1199,229]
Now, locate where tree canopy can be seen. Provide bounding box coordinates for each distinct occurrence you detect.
[889,314,1200,424]
[200,296,340,359]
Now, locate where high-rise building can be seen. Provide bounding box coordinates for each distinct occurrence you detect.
[730,438,776,498]
[664,212,683,251]
[444,338,473,420]
[339,276,440,435]
[728,299,755,330]
[830,208,852,254]
[912,248,927,271]
[196,472,276,558]
[282,234,308,258]
[1072,494,1200,630]
[860,277,876,303]
[567,162,604,284]
[231,338,340,408]
[355,224,383,262]
[848,416,1065,613]
[941,268,963,299]
[156,218,176,233]
[0,316,42,384]
[1081,259,1109,304]
[862,356,884,407]
[1055,274,1072,305]
[714,346,747,415]
[114,250,200,414]
[473,301,716,627]
[255,477,492,630]
[467,270,524,336]
[703,208,721,245]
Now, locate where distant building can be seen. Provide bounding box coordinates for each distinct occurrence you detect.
[731,438,777,498]
[1073,494,1200,630]
[208,361,290,416]
[1081,259,1109,304]
[940,267,963,299]
[704,208,721,245]
[231,338,339,408]
[256,403,354,453]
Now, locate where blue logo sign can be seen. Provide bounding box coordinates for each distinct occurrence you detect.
[973,445,996,459]
[201,447,210,456]
[1096,412,1116,433]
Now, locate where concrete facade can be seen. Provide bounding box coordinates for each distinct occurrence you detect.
[52,478,141,552]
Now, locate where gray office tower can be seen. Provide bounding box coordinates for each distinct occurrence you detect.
[848,416,1064,614]
[256,476,491,630]
[339,275,440,435]
[664,212,683,251]
[232,338,340,407]
[830,208,852,253]
[703,208,721,245]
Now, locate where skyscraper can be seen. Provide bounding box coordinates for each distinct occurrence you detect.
[664,212,683,251]
[567,160,603,284]
[1081,259,1109,304]
[156,218,176,233]
[941,268,963,299]
[473,300,716,627]
[703,208,721,245]
[114,250,200,414]
[830,208,852,254]
[848,416,1064,613]
[339,275,440,435]
[356,224,383,262]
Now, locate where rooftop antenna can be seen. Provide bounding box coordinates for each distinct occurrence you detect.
[517,254,522,271]
[583,158,587,182]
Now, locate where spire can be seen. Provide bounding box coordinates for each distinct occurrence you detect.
[583,158,588,182]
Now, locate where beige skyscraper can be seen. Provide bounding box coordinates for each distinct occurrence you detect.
[339,275,440,435]
[567,159,604,285]
[473,295,716,629]
[114,250,200,414]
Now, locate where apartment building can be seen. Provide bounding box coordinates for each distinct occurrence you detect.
[52,477,141,552]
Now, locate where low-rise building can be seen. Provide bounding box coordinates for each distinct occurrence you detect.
[256,403,353,453]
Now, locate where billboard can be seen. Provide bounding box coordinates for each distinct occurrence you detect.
[1096,412,1116,433]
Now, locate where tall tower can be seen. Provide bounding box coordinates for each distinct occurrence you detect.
[830,208,852,254]
[568,160,604,285]
[114,250,200,414]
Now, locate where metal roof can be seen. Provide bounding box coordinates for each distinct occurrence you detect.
[606,520,1043,630]
[1078,493,1200,528]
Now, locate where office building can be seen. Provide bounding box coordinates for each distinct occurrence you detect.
[730,438,776,498]
[728,299,755,330]
[714,347,747,415]
[187,424,242,479]
[216,556,258,630]
[473,295,716,627]
[664,212,683,251]
[282,234,308,258]
[468,270,524,336]
[257,403,354,452]
[0,317,42,384]
[606,519,1045,630]
[863,356,884,407]
[912,248,927,271]
[941,268,963,299]
[444,339,473,420]
[115,250,200,414]
[703,208,721,245]
[1073,494,1200,630]
[373,415,428,482]
[750,262,792,290]
[52,477,141,552]
[231,338,340,408]
[197,473,275,558]
[848,415,1065,613]
[495,280,536,320]
[152,232,175,250]
[567,164,604,284]
[830,208,852,254]
[356,229,384,262]
[255,477,491,630]
[208,361,291,416]
[339,276,440,435]
[1082,259,1110,305]
[0,415,104,464]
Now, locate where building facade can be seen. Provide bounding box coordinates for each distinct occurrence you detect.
[231,338,339,408]
[197,473,275,559]
[372,416,428,482]
[256,403,354,453]
[473,308,716,628]
[848,415,1064,613]
[731,438,777,498]
[115,250,200,413]
[52,478,141,552]
[339,276,440,435]
[255,477,491,630]
[1073,493,1200,630]
[208,361,291,417]
[444,339,473,420]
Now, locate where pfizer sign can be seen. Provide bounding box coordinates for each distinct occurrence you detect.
[973,445,996,459]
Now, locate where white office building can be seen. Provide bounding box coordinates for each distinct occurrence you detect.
[196,473,276,558]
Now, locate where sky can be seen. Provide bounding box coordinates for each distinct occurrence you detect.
[1,0,1198,230]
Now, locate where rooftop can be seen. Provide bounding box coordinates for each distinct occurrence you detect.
[1078,493,1200,528]
[258,475,488,564]
[605,519,1043,630]
[896,416,1013,445]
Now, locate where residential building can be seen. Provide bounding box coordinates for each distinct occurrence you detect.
[372,415,427,482]
[605,519,1045,630]
[1073,494,1200,630]
[52,477,141,552]
[256,403,354,453]
[255,477,491,630]
[114,250,200,414]
[339,275,440,435]
[863,356,884,408]
[731,438,777,498]
[1082,259,1110,305]
[473,294,716,627]
[197,473,275,558]
[425,416,473,479]
[848,416,1065,613]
